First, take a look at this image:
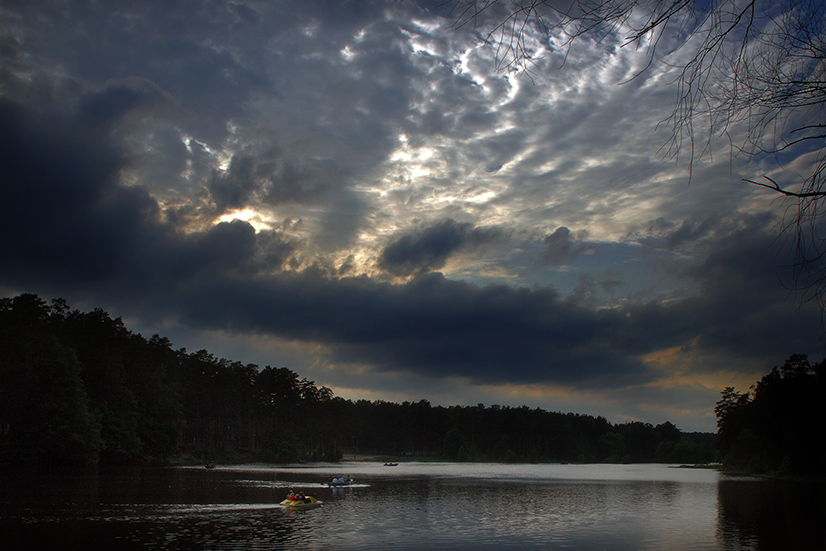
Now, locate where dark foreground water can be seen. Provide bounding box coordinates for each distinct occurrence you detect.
[1,462,823,550]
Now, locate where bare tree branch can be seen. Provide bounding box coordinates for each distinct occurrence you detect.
[745,176,826,198]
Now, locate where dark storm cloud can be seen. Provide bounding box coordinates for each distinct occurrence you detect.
[262,158,346,207]
[1,91,821,391]
[208,154,258,210]
[159,218,823,388]
[378,219,504,276]
[2,0,266,131]
[177,220,258,276]
[167,269,653,387]
[77,84,155,129]
[0,97,290,293]
[566,272,625,308]
[541,226,593,264]
[619,215,820,360]
[207,147,348,212]
[634,212,770,254]
[0,99,134,283]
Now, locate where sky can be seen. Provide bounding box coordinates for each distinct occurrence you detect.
[2,0,824,432]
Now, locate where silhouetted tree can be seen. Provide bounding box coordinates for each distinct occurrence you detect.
[715,354,825,474]
[0,295,102,471]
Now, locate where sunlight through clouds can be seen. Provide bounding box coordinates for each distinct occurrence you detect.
[216,208,275,232]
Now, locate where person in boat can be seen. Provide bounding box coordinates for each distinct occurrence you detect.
[287,490,298,501]
[298,492,310,503]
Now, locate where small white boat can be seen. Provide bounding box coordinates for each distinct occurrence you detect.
[328,477,355,487]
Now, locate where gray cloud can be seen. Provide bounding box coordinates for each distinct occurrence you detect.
[208,154,260,211]
[378,219,504,276]
[541,226,593,264]
[0,99,133,283]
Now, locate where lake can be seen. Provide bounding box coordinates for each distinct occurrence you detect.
[1,462,823,550]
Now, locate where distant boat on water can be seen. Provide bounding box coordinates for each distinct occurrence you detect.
[328,476,355,487]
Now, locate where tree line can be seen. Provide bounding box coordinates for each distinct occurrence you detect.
[2,293,718,472]
[716,354,825,476]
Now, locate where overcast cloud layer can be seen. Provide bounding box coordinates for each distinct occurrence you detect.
[2,0,823,431]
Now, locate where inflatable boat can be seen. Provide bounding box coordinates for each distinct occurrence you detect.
[279,496,322,510]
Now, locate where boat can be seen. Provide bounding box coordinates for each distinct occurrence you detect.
[328,477,354,487]
[279,496,322,510]
[383,462,399,466]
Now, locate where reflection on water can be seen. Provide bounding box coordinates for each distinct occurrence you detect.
[326,475,718,550]
[717,478,826,551]
[0,462,822,550]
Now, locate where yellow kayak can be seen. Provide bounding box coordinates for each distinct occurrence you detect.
[279,496,322,510]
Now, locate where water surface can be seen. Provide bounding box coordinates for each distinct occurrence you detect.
[1,462,822,550]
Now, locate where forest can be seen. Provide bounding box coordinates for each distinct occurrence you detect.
[0,292,745,473]
[715,354,825,476]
